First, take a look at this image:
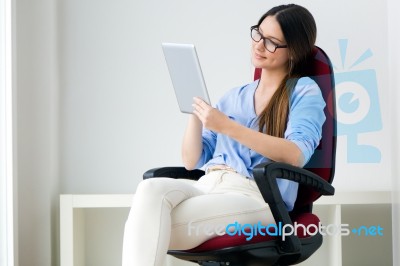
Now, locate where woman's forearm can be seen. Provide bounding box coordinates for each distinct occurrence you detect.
[181,114,203,170]
[223,121,304,167]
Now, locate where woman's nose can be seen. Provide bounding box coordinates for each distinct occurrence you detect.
[254,39,265,52]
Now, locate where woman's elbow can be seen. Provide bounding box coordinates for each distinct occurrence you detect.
[183,161,196,171]
[293,153,305,168]
[288,147,305,168]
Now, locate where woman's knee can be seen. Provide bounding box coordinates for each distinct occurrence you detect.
[136,178,166,197]
[136,178,191,198]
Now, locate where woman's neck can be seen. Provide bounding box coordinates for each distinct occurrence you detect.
[257,68,288,93]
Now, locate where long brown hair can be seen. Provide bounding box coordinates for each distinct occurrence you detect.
[257,4,317,137]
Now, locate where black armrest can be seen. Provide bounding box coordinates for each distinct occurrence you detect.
[143,167,205,180]
[252,161,335,254]
[254,162,335,196]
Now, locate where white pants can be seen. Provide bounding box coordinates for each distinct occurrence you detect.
[122,170,274,266]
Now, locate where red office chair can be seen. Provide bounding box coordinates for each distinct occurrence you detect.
[144,46,336,266]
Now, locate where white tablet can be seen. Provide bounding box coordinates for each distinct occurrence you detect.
[162,43,211,114]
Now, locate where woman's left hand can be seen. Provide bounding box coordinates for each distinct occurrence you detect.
[192,97,231,133]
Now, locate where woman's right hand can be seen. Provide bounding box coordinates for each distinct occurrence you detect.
[192,97,231,134]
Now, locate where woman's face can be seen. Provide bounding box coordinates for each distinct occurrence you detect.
[251,15,289,72]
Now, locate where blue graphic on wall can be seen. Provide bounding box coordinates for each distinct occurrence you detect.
[334,39,382,163]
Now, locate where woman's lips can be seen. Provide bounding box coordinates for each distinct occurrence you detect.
[254,52,266,60]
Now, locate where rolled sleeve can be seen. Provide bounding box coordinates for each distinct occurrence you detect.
[285,77,326,166]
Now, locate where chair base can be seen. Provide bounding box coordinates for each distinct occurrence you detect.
[168,234,322,266]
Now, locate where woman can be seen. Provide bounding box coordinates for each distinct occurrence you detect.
[122,4,325,266]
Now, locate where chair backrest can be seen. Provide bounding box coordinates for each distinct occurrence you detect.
[254,46,336,209]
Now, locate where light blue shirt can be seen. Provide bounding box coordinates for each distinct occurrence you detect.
[195,77,326,211]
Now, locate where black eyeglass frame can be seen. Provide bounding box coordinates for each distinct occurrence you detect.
[250,25,288,53]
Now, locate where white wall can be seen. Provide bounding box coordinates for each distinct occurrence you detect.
[58,0,392,194]
[58,0,258,194]
[388,0,400,264]
[15,0,59,265]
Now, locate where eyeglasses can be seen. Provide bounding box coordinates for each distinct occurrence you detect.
[250,26,287,53]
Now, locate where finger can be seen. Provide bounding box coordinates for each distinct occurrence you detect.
[193,97,208,109]
[192,103,202,113]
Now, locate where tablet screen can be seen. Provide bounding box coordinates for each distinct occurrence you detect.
[162,43,211,114]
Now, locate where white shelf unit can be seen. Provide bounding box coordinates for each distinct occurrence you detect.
[60,191,392,266]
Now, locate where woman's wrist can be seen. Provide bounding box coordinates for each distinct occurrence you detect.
[221,118,241,137]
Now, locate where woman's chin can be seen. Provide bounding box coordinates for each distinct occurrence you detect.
[252,60,265,69]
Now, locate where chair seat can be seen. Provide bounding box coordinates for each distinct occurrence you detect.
[185,213,320,253]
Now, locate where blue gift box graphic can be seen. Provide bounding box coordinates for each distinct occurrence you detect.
[333,39,382,163]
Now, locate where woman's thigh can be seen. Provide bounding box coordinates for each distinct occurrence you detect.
[169,191,273,250]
